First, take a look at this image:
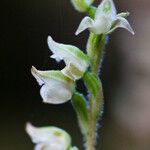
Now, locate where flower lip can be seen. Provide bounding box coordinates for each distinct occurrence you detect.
[31,66,75,104]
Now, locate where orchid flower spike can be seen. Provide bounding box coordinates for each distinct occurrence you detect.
[26,123,78,150]
[76,0,134,35]
[31,66,75,104]
[71,0,94,12]
[47,36,90,81]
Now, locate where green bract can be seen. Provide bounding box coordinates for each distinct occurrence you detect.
[71,0,94,12]
[75,0,134,35]
[47,36,90,80]
[84,72,102,98]
[31,66,75,104]
[26,123,73,150]
[72,92,88,135]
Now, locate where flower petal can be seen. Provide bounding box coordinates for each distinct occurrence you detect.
[31,66,75,104]
[31,66,44,86]
[75,16,94,35]
[91,15,112,34]
[47,36,89,80]
[26,123,71,150]
[40,80,73,104]
[95,0,117,21]
[51,54,62,62]
[117,12,130,18]
[107,17,135,35]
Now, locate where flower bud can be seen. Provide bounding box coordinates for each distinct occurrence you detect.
[71,0,94,12]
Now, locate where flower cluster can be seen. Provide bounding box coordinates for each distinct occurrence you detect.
[31,0,134,106]
[31,36,89,105]
[26,0,134,150]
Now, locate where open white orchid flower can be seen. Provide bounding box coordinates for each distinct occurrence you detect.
[47,36,89,81]
[26,123,73,150]
[31,66,75,104]
[75,0,134,35]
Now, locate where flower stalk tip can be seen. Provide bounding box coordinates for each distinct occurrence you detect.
[76,0,134,35]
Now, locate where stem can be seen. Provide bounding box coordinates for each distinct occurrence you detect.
[87,33,106,75]
[85,33,106,150]
[86,99,97,150]
[85,92,103,150]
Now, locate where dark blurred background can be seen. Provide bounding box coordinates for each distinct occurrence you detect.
[1,0,150,150]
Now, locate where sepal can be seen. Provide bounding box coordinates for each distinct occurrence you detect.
[107,16,135,34]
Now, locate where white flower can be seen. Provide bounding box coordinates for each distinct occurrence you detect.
[47,36,89,80]
[71,0,94,12]
[75,0,134,35]
[26,123,71,150]
[31,66,75,104]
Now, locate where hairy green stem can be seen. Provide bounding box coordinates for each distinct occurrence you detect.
[86,99,96,150]
[87,33,106,75]
[85,33,106,150]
